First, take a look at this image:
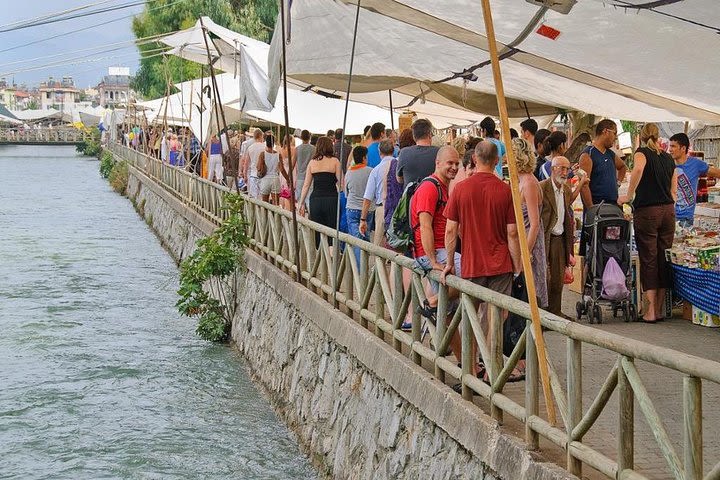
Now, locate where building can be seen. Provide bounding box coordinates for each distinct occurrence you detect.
[39,76,80,111]
[98,67,131,108]
[0,78,17,110]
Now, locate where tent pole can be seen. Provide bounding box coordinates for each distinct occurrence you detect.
[280,0,303,284]
[200,18,233,189]
[684,121,689,134]
[480,0,557,425]
[388,90,395,130]
[332,0,362,309]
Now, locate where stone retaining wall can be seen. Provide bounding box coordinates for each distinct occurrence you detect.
[125,164,575,480]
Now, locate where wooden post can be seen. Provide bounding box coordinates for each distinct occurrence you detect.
[683,376,702,480]
[525,319,539,450]
[489,304,503,423]
[461,296,473,401]
[618,356,634,474]
[480,0,556,425]
[567,338,582,475]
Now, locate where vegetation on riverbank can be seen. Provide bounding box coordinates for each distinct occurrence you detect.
[100,150,129,195]
[76,129,102,158]
[176,194,249,342]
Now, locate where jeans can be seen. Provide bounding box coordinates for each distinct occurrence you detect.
[346,208,374,268]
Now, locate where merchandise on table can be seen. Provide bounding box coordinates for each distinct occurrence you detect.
[667,230,720,271]
[692,305,720,328]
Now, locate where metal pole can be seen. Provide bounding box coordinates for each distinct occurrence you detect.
[332,0,363,309]
[388,89,395,131]
[279,0,303,284]
[480,0,556,425]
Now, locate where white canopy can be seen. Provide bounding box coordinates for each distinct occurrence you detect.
[159,16,273,113]
[175,73,399,134]
[268,0,720,122]
[10,109,62,122]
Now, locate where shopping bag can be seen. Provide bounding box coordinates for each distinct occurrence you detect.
[601,257,629,300]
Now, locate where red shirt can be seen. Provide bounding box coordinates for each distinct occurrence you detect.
[410,174,448,258]
[444,172,516,278]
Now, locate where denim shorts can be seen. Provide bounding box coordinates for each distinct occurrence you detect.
[414,248,462,294]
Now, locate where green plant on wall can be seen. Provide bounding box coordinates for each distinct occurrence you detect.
[77,128,102,158]
[99,150,115,178]
[176,193,249,342]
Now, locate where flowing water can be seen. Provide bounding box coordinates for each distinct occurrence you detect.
[0,145,316,479]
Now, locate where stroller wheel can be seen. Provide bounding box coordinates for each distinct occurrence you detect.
[593,305,603,324]
[575,301,584,320]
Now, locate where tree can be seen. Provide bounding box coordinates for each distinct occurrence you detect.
[131,0,277,99]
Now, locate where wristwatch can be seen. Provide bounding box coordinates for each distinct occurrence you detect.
[360,218,366,222]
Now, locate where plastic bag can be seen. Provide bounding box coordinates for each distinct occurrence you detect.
[563,266,574,285]
[601,257,629,300]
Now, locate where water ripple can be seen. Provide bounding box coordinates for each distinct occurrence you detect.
[0,146,315,480]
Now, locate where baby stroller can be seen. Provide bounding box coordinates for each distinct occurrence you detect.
[575,202,637,323]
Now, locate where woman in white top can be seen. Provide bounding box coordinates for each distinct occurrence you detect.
[257,135,286,205]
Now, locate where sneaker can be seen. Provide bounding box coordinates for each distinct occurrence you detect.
[400,321,412,331]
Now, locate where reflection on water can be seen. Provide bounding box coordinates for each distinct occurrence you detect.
[0,146,315,479]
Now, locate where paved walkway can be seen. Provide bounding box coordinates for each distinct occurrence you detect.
[406,287,719,479]
[545,290,720,479]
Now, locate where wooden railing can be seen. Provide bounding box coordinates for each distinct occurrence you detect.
[112,143,720,480]
[0,128,91,144]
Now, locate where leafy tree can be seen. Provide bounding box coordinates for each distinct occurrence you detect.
[131,0,278,99]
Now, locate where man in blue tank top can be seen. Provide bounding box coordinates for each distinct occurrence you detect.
[578,119,628,257]
[578,119,628,208]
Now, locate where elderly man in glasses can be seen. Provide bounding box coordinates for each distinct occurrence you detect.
[540,156,586,319]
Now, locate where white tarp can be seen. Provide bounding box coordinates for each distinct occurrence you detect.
[10,109,62,121]
[176,73,398,134]
[268,0,720,122]
[167,24,492,129]
[136,92,214,143]
[159,17,273,113]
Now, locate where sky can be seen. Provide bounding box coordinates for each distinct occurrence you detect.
[0,0,145,89]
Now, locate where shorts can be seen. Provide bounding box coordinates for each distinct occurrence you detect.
[260,174,281,196]
[469,272,513,297]
[414,248,462,294]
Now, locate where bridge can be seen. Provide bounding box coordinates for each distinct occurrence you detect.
[111,143,720,480]
[0,128,93,146]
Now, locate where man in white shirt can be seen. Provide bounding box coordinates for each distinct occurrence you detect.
[241,128,265,198]
[359,139,395,245]
[539,156,575,318]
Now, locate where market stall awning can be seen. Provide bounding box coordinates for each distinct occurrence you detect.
[268,0,720,122]
[159,16,273,113]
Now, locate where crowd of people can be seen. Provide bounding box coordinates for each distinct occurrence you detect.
[125,115,719,378]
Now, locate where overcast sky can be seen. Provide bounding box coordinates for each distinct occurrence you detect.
[0,0,144,89]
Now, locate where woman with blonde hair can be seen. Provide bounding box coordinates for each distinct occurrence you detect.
[618,123,677,323]
[512,137,548,308]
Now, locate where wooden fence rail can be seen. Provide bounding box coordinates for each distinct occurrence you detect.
[0,128,91,144]
[112,143,720,480]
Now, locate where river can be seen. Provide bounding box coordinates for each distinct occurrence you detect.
[0,145,316,479]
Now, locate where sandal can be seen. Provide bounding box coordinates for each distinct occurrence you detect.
[508,368,525,383]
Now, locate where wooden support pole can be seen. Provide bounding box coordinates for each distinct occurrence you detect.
[480,0,556,425]
[683,376,703,480]
[567,338,582,475]
[525,318,539,450]
[618,356,634,474]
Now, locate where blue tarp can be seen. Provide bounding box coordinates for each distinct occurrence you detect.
[672,265,720,316]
